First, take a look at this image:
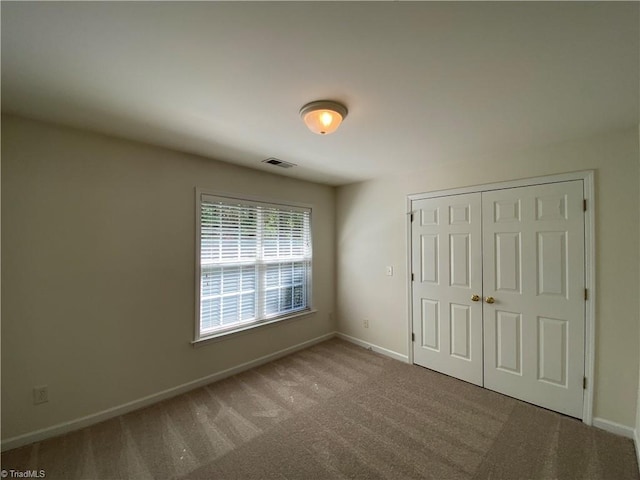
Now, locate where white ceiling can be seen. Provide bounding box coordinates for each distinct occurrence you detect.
[2,2,638,186]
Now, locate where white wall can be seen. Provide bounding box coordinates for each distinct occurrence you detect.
[336,127,640,428]
[1,114,336,441]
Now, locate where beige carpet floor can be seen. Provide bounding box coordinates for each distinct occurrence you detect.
[2,338,638,479]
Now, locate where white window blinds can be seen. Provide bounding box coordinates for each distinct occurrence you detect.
[197,194,312,338]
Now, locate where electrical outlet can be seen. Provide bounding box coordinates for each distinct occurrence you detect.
[33,385,48,405]
[363,319,369,328]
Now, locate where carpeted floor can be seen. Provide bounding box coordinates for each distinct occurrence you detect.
[2,338,638,479]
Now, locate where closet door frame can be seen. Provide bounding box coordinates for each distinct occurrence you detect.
[406,170,595,426]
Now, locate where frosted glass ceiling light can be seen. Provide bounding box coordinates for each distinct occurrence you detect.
[300,100,348,135]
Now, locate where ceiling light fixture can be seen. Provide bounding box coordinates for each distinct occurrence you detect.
[299,100,348,135]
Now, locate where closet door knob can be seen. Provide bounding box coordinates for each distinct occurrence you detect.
[485,296,495,304]
[471,294,480,302]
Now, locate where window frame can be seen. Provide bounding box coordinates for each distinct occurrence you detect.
[193,188,314,344]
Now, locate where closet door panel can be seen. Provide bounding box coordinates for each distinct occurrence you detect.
[482,181,585,418]
[411,193,483,386]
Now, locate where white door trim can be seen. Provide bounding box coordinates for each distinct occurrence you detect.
[406,170,595,426]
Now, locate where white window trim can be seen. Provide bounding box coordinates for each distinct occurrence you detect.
[193,188,314,344]
[191,308,318,347]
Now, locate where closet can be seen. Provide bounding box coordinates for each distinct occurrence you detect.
[410,179,586,418]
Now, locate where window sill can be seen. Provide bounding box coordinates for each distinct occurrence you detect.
[191,308,318,348]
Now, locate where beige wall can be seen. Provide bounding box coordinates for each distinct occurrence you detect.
[636,124,640,451]
[1,114,336,440]
[336,127,640,428]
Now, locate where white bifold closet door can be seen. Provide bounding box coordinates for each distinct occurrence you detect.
[411,193,484,387]
[411,180,585,418]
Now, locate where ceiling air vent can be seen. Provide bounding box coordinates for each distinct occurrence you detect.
[262,157,296,169]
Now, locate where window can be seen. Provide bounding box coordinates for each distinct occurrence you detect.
[195,192,312,341]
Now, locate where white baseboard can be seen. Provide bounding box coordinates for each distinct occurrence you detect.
[335,332,409,363]
[592,417,635,439]
[1,332,336,452]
